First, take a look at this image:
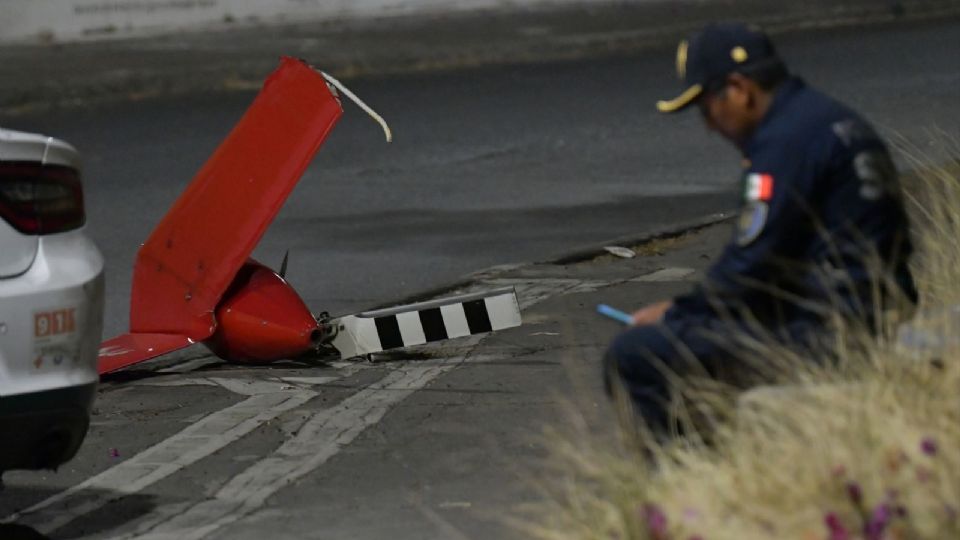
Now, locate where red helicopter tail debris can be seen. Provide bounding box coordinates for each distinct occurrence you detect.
[99,57,343,374]
[98,333,194,374]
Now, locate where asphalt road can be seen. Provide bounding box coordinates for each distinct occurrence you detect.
[0,18,955,339]
[0,17,958,540]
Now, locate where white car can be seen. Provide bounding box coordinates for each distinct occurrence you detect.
[0,128,104,473]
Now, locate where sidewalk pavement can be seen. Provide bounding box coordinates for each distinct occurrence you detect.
[399,216,731,436]
[1,0,959,114]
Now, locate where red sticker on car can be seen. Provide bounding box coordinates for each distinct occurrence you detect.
[34,308,77,337]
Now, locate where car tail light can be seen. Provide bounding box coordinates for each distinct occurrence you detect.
[0,162,85,235]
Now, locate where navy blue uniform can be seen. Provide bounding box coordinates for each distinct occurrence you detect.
[607,78,917,428]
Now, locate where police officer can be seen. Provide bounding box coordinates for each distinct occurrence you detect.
[605,22,917,431]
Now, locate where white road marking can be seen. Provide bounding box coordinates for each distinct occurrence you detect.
[207,377,292,396]
[277,376,339,386]
[157,356,221,374]
[478,278,615,309]
[630,267,696,282]
[327,360,360,370]
[136,378,220,388]
[414,500,475,540]
[122,347,483,540]
[138,363,368,396]
[5,389,318,535]
[437,501,472,509]
[474,269,696,309]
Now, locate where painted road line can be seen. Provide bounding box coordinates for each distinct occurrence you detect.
[157,356,222,374]
[132,378,221,388]
[630,267,696,282]
[5,388,318,535]
[475,269,697,309]
[123,347,483,540]
[477,278,617,309]
[475,278,580,309]
[277,376,340,386]
[13,367,371,534]
[207,377,293,396]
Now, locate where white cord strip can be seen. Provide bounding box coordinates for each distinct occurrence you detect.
[319,71,393,143]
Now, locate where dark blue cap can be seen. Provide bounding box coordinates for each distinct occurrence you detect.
[657,22,781,113]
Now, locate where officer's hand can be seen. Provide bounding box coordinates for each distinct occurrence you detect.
[631,300,672,326]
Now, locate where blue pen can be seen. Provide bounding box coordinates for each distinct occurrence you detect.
[597,304,633,325]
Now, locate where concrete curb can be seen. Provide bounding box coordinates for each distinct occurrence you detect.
[371,211,733,310]
[546,211,734,265]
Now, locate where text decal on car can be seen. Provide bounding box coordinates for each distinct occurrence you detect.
[35,308,77,337]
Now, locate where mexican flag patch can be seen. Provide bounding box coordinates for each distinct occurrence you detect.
[745,173,774,201]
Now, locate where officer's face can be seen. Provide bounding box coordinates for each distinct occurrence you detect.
[697,75,759,148]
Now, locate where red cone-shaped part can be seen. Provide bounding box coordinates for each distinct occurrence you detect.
[205,260,320,363]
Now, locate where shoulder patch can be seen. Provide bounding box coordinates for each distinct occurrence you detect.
[737,202,768,246]
[744,173,774,202]
[832,118,879,147]
[854,150,897,201]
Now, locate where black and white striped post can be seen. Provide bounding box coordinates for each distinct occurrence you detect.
[329,288,521,359]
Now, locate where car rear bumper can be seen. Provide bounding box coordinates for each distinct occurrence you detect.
[0,381,96,472]
[0,230,104,397]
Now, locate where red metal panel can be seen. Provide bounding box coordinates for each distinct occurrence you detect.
[98,333,194,374]
[129,57,343,340]
[205,260,320,362]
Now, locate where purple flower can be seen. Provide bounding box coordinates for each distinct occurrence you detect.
[864,504,892,540]
[825,512,850,540]
[641,504,668,540]
[846,482,863,506]
[921,437,938,456]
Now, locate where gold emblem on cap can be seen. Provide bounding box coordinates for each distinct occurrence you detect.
[731,46,749,63]
[676,40,689,79]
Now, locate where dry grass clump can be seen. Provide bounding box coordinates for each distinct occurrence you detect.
[532,146,960,540]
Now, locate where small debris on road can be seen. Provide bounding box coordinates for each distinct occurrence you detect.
[603,246,636,259]
[438,501,473,509]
